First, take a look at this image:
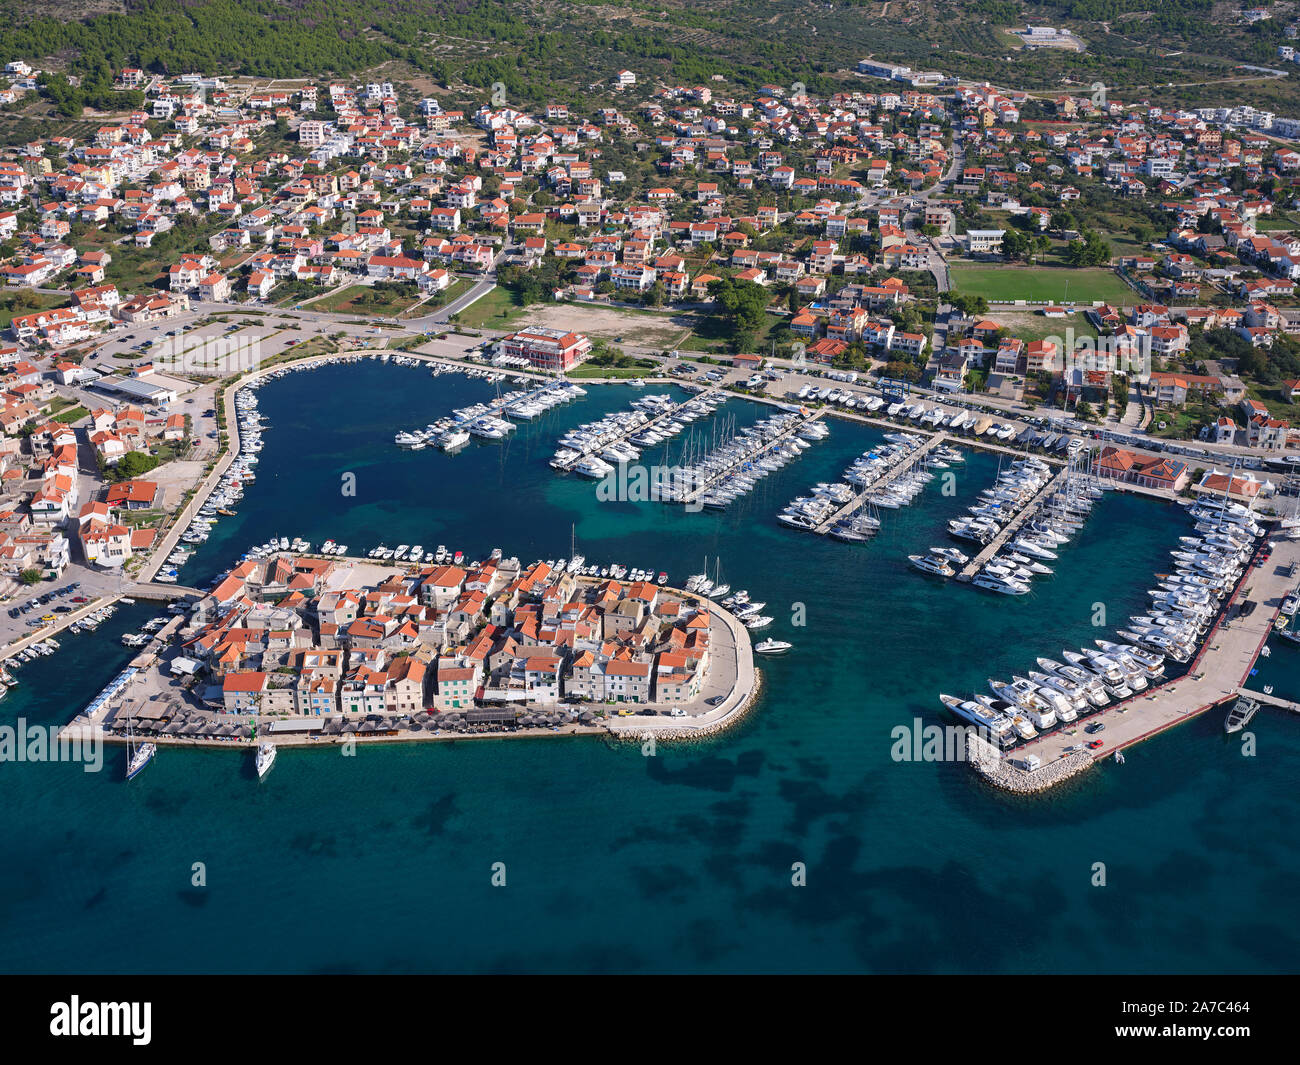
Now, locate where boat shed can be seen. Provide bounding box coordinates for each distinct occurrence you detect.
[169,656,202,676]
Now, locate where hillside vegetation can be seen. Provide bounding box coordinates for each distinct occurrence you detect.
[0,0,1294,109]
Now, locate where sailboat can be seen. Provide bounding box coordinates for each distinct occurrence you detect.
[709,557,730,599]
[686,555,711,594]
[125,718,156,781]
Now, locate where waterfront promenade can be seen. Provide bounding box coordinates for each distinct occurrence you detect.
[1000,529,1298,774]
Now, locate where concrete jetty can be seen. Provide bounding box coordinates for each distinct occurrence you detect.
[956,465,1073,581]
[975,528,1297,791]
[678,408,827,507]
[812,433,948,534]
[554,383,725,472]
[1238,686,1300,714]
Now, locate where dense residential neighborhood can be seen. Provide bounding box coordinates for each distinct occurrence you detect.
[0,53,1298,439]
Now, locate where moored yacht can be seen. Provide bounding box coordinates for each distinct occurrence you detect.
[938,693,1016,743]
[974,694,1037,739]
[972,573,1030,595]
[908,553,955,578]
[256,741,277,779]
[126,731,156,781]
[988,677,1057,728]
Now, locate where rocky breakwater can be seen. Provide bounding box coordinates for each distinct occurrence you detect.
[967,737,1096,794]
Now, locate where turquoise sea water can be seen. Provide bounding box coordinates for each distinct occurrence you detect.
[1,360,1297,974]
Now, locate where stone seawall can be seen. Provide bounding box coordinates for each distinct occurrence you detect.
[607,668,765,744]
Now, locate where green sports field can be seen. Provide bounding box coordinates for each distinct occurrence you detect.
[948,267,1132,304]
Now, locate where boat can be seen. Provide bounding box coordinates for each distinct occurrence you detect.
[125,725,156,782]
[1224,695,1259,734]
[989,677,1058,728]
[908,553,955,578]
[1095,640,1165,678]
[256,741,277,779]
[931,546,969,566]
[938,693,1015,741]
[974,694,1037,739]
[755,638,793,655]
[972,573,1030,595]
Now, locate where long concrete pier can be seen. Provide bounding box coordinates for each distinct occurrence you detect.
[956,465,1073,581]
[812,433,948,534]
[677,408,827,507]
[555,384,725,472]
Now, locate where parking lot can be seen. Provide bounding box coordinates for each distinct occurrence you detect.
[3,578,89,637]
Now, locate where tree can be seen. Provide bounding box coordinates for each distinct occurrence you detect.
[18,568,42,585]
[1064,230,1112,267]
[949,292,988,317]
[1001,227,1033,263]
[706,277,769,349]
[116,451,161,480]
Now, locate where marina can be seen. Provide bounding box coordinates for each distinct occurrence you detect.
[6,357,1297,976]
[954,462,1083,583]
[968,507,1293,788]
[396,377,587,452]
[550,387,727,476]
[805,432,948,537]
[672,407,830,509]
